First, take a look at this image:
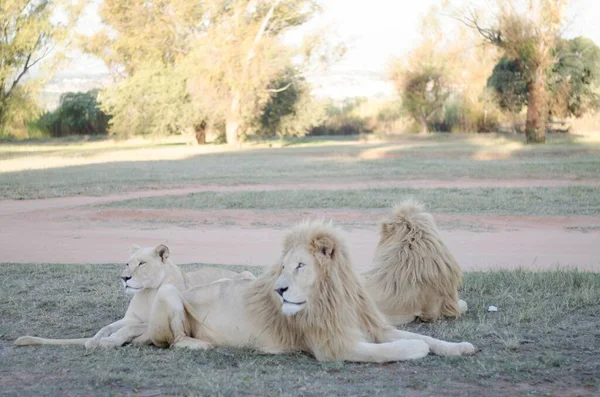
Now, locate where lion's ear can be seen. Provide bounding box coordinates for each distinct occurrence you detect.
[129,244,141,256]
[380,222,395,237]
[153,244,170,263]
[313,235,335,259]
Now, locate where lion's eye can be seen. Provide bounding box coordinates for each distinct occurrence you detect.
[297,262,305,270]
[139,262,146,267]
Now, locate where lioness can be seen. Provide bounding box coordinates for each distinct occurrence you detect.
[14,244,253,349]
[136,221,475,362]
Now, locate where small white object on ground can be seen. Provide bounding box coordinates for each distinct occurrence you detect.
[488,305,498,312]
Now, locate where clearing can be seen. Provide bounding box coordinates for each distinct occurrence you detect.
[1,132,599,395]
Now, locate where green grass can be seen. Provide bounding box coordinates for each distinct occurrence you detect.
[99,186,600,216]
[1,264,599,396]
[1,134,599,199]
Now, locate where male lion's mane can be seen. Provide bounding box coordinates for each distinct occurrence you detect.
[245,221,390,361]
[363,200,463,320]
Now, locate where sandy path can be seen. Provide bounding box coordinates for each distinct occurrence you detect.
[1,202,598,271]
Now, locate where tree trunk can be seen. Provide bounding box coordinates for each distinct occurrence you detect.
[194,121,207,144]
[525,69,547,144]
[418,115,428,133]
[226,92,241,146]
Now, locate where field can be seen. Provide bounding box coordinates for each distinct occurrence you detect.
[1,132,599,396]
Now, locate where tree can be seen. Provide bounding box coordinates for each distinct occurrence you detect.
[389,6,458,133]
[256,67,325,138]
[549,37,600,118]
[459,0,567,143]
[397,68,451,133]
[39,89,109,136]
[88,0,322,145]
[487,37,600,121]
[0,0,81,135]
[487,57,528,114]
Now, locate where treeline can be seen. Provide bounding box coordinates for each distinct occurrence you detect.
[1,1,600,144]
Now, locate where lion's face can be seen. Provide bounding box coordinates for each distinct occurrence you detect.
[121,244,170,295]
[273,246,317,316]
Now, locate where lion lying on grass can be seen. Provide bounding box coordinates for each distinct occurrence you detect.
[14,244,253,349]
[363,200,468,325]
[135,221,475,362]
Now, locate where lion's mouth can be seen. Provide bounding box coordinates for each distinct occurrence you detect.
[283,299,306,305]
[124,285,142,291]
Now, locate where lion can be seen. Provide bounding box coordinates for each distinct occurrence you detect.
[136,221,475,362]
[14,244,254,349]
[362,200,468,325]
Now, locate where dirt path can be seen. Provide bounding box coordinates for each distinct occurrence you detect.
[1,192,598,271]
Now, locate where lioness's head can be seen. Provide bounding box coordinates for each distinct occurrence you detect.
[273,222,339,316]
[121,244,170,295]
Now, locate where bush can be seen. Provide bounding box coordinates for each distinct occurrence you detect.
[38,90,109,137]
[427,96,501,133]
[257,69,326,138]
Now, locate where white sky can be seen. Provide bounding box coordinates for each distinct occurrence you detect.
[62,0,600,98]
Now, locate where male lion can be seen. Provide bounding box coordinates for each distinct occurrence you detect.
[14,244,253,349]
[137,221,475,362]
[363,200,468,325]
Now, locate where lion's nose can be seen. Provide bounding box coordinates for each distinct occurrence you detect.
[121,276,132,283]
[275,287,288,297]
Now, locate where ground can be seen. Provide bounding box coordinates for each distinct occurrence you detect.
[0,132,599,396]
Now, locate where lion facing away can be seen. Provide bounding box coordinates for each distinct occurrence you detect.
[14,244,254,349]
[362,200,467,325]
[138,221,475,362]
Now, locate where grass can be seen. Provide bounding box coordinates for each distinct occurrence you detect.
[98,186,600,216]
[1,133,599,200]
[1,263,598,396]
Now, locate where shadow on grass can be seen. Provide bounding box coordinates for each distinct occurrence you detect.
[1,135,599,200]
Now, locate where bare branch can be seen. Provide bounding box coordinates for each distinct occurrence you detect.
[266,81,292,93]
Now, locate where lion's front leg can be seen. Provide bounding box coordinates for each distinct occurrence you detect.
[95,324,148,349]
[382,328,476,356]
[340,340,430,363]
[146,284,194,348]
[85,319,126,349]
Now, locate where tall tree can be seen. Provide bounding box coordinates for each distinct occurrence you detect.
[488,37,600,123]
[459,0,567,143]
[88,0,321,145]
[0,0,81,134]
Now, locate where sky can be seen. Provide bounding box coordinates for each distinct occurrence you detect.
[57,0,600,99]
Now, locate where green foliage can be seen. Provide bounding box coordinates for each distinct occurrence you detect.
[0,0,81,135]
[397,68,451,133]
[0,88,43,138]
[86,0,322,144]
[549,37,600,118]
[98,63,192,138]
[310,98,370,135]
[488,37,600,119]
[37,90,109,137]
[430,97,500,133]
[257,68,325,138]
[487,57,528,114]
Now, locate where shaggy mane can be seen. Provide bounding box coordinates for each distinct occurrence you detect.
[245,220,389,361]
[362,199,463,319]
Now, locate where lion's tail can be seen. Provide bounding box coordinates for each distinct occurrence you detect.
[14,335,88,346]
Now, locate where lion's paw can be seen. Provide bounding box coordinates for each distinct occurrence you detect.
[456,342,476,355]
[433,341,476,356]
[96,337,121,349]
[173,337,211,350]
[84,338,100,350]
